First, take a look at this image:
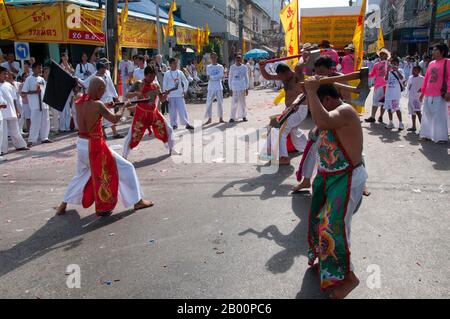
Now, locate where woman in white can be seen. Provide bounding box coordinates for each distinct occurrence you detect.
[419,44,449,143]
[163,58,193,130]
[204,52,225,125]
[229,55,249,122]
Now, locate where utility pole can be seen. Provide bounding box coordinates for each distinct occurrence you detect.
[428,0,438,53]
[276,0,284,57]
[238,0,244,53]
[388,1,395,51]
[105,0,118,77]
[156,0,162,55]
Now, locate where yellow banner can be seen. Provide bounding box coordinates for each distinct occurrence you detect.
[7,3,64,43]
[368,42,377,54]
[300,15,359,49]
[176,27,197,46]
[351,0,366,114]
[64,4,105,45]
[121,17,157,49]
[280,0,298,69]
[0,0,15,40]
[377,27,385,50]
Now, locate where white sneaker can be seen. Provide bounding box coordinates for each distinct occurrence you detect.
[398,123,405,131]
[0,156,6,162]
[385,122,394,129]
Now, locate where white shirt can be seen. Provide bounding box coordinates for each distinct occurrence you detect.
[0,92,5,121]
[133,67,145,81]
[82,74,118,103]
[385,69,405,101]
[206,64,224,91]
[0,82,17,119]
[119,60,133,78]
[22,74,47,111]
[163,69,189,98]
[419,60,428,76]
[229,64,249,91]
[1,61,20,74]
[407,75,424,99]
[75,62,96,81]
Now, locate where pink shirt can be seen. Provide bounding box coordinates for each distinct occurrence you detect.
[341,54,355,74]
[320,49,340,71]
[421,58,450,97]
[369,61,388,88]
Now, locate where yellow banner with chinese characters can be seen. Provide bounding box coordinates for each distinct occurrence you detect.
[280,0,298,69]
[64,4,105,45]
[0,0,15,40]
[121,17,157,49]
[7,3,64,43]
[176,27,197,46]
[300,15,359,49]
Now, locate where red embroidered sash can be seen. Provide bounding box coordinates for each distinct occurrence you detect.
[129,83,169,149]
[77,95,119,212]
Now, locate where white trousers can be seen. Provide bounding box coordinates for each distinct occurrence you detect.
[279,105,308,157]
[28,108,50,144]
[301,140,318,179]
[420,96,449,142]
[168,97,190,127]
[122,76,128,98]
[344,165,368,271]
[63,138,144,209]
[230,90,247,120]
[71,104,78,130]
[1,118,27,154]
[0,119,3,155]
[50,107,59,132]
[59,104,72,132]
[205,89,224,119]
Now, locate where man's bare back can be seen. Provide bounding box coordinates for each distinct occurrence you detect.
[76,100,103,133]
[283,75,304,107]
[333,104,363,166]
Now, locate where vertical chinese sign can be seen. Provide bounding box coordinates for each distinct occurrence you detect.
[280,0,299,69]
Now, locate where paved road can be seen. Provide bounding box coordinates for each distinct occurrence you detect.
[0,88,449,299]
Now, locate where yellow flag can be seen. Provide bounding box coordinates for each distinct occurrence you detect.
[243,40,247,54]
[279,0,299,69]
[273,89,286,106]
[0,0,16,40]
[377,27,385,50]
[117,0,129,60]
[204,23,210,45]
[351,0,366,114]
[197,27,202,54]
[167,0,177,37]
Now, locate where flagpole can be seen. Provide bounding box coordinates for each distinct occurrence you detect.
[156,0,162,55]
[297,0,300,54]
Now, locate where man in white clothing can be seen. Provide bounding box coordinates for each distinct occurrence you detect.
[0,94,5,161]
[0,67,29,155]
[229,55,249,122]
[119,53,134,98]
[1,53,20,78]
[21,62,52,148]
[163,58,193,130]
[204,52,225,125]
[133,55,146,82]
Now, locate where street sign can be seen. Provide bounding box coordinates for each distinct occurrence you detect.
[14,42,30,61]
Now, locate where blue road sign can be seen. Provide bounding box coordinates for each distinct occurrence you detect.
[14,42,30,61]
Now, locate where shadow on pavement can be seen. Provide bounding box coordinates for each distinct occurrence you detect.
[363,123,402,143]
[213,165,295,200]
[133,154,171,169]
[0,208,138,280]
[419,140,450,171]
